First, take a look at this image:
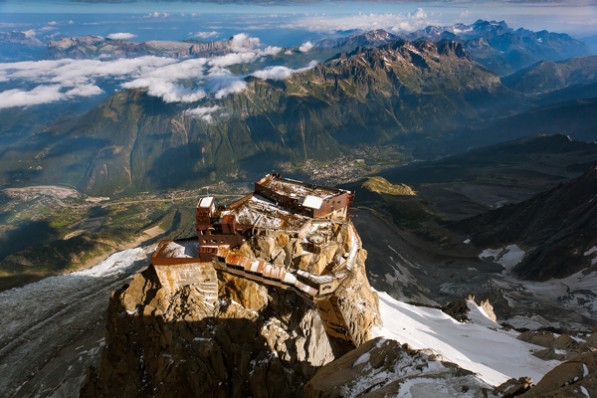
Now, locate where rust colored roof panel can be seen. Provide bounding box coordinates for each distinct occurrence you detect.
[216,246,230,257]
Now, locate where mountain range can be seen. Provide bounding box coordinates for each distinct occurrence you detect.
[1,21,596,197]
[406,19,589,76]
[48,35,235,59]
[4,39,508,195]
[320,20,589,76]
[502,55,597,94]
[456,165,597,281]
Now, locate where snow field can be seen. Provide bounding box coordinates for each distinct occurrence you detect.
[376,291,560,386]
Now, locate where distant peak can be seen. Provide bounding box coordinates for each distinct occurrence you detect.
[437,40,467,58]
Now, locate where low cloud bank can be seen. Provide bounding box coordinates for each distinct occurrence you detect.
[251,60,318,81]
[107,32,137,40]
[0,33,287,109]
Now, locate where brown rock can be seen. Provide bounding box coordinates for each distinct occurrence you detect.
[331,248,381,346]
[517,331,556,348]
[584,332,597,347]
[81,265,341,398]
[443,298,470,322]
[520,351,597,398]
[82,191,382,396]
[533,348,567,361]
[554,335,579,351]
[494,377,534,398]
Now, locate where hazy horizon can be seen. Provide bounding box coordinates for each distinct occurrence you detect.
[1,0,596,37]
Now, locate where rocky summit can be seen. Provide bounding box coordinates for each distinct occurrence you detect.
[81,175,381,397]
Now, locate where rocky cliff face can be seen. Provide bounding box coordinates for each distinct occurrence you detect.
[82,219,380,397]
[81,266,337,397]
[519,350,597,398]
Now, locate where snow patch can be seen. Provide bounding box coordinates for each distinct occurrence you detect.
[506,269,597,321]
[353,352,370,367]
[463,238,471,244]
[584,246,597,265]
[479,244,525,272]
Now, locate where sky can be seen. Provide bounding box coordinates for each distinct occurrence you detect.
[0,0,596,37]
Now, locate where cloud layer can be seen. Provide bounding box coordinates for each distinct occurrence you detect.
[107,32,137,40]
[251,60,318,81]
[191,31,219,39]
[0,33,287,109]
[298,41,314,53]
[288,8,433,33]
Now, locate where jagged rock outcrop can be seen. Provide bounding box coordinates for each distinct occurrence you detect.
[81,265,342,398]
[82,211,380,397]
[228,220,381,346]
[443,295,497,323]
[304,337,494,397]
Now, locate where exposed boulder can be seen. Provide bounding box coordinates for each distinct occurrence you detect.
[519,351,597,397]
[494,377,534,398]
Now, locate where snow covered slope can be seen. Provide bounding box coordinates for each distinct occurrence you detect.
[377,291,561,386]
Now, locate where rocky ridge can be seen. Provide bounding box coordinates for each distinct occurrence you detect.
[48,35,234,59]
[502,55,597,95]
[457,165,597,280]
